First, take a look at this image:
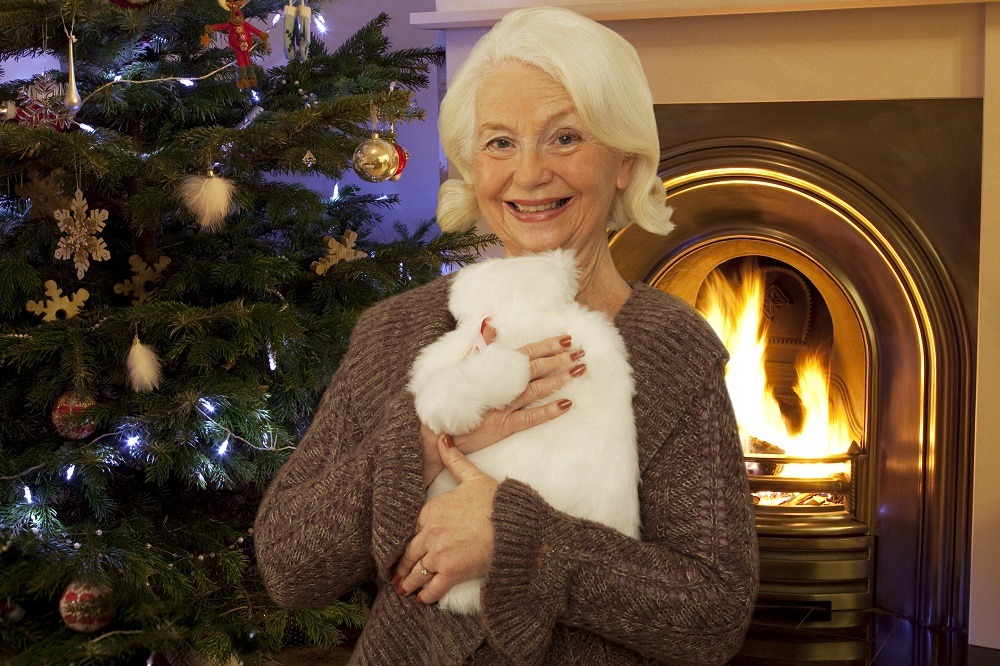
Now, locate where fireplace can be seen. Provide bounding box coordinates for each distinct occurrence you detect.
[608,100,979,637]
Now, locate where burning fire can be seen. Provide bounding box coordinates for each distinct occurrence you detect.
[697,263,852,478]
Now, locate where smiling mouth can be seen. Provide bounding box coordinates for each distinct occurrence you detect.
[507,198,571,214]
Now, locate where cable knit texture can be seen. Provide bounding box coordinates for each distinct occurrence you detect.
[254,277,759,665]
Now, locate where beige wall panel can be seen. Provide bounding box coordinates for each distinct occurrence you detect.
[615,5,984,103]
[971,3,1000,652]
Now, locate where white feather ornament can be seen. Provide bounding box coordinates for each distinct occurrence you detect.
[128,335,163,393]
[178,171,235,231]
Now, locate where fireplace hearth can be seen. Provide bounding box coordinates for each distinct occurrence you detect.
[609,99,980,639]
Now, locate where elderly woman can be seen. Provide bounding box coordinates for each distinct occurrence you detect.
[254,6,758,665]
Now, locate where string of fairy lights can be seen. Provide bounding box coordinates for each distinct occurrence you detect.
[1,4,403,566]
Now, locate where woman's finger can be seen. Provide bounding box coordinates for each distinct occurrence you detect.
[527,347,584,381]
[510,362,585,410]
[393,526,428,585]
[517,334,573,361]
[415,571,460,605]
[397,555,436,597]
[500,396,574,435]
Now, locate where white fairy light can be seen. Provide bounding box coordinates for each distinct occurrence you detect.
[66,465,76,481]
[217,439,230,456]
[250,89,261,103]
[271,13,281,25]
[78,123,95,133]
[331,183,340,201]
[179,79,195,87]
[314,13,328,34]
[126,435,140,448]
[200,399,217,414]
[23,486,32,503]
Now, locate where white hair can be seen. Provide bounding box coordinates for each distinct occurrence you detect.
[436,6,673,236]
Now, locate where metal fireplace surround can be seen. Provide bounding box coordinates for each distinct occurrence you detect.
[609,99,980,632]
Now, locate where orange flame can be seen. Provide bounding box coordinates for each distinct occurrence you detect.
[698,265,852,478]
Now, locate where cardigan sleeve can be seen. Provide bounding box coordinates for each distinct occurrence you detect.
[253,312,426,609]
[479,359,759,664]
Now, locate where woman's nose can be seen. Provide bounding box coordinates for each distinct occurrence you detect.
[512,147,552,188]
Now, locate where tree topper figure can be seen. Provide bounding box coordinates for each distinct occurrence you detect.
[202,0,270,89]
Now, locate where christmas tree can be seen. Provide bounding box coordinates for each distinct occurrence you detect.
[0,1,489,663]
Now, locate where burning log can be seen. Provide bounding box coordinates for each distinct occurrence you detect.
[747,436,785,475]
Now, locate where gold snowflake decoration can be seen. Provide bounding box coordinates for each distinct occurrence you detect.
[114,254,171,305]
[312,230,367,275]
[53,189,110,279]
[26,280,89,321]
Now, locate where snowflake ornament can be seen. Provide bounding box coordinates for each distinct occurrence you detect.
[311,230,367,275]
[114,254,171,305]
[53,189,111,279]
[26,280,89,321]
[16,73,75,131]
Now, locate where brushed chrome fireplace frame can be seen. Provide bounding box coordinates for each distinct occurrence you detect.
[609,135,974,630]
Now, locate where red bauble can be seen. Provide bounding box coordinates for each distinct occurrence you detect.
[0,600,25,622]
[389,143,409,182]
[59,581,114,632]
[51,392,97,440]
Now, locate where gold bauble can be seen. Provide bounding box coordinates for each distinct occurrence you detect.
[351,134,399,183]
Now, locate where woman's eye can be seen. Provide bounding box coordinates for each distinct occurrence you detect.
[556,133,578,146]
[488,138,512,149]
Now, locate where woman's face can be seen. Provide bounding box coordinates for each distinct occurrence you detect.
[471,62,633,258]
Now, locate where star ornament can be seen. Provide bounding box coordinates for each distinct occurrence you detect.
[53,189,111,279]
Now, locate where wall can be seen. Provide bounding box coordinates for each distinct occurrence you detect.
[971,2,1000,650]
[419,0,1000,649]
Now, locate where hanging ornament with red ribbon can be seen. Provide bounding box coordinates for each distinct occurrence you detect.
[202,0,270,89]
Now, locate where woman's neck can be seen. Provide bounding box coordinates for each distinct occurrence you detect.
[573,245,632,319]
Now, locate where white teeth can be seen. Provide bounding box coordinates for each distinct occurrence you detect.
[511,199,565,213]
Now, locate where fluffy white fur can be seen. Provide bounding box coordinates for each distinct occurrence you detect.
[178,173,235,231]
[127,336,163,393]
[408,249,639,615]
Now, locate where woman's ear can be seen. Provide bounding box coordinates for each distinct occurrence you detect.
[616,154,635,191]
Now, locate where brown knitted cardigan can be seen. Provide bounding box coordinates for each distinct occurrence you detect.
[254,277,758,665]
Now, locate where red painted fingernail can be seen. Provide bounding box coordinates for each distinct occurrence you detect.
[559,335,572,348]
[443,434,455,448]
[570,349,585,361]
[570,364,586,377]
[395,585,407,597]
[415,593,427,604]
[390,572,401,586]
[558,399,572,410]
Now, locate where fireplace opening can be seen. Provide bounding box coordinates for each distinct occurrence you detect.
[694,257,857,483]
[693,255,873,612]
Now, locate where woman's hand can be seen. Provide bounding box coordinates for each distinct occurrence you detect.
[419,330,585,487]
[394,434,499,603]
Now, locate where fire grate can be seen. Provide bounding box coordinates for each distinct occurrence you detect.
[748,446,874,611]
